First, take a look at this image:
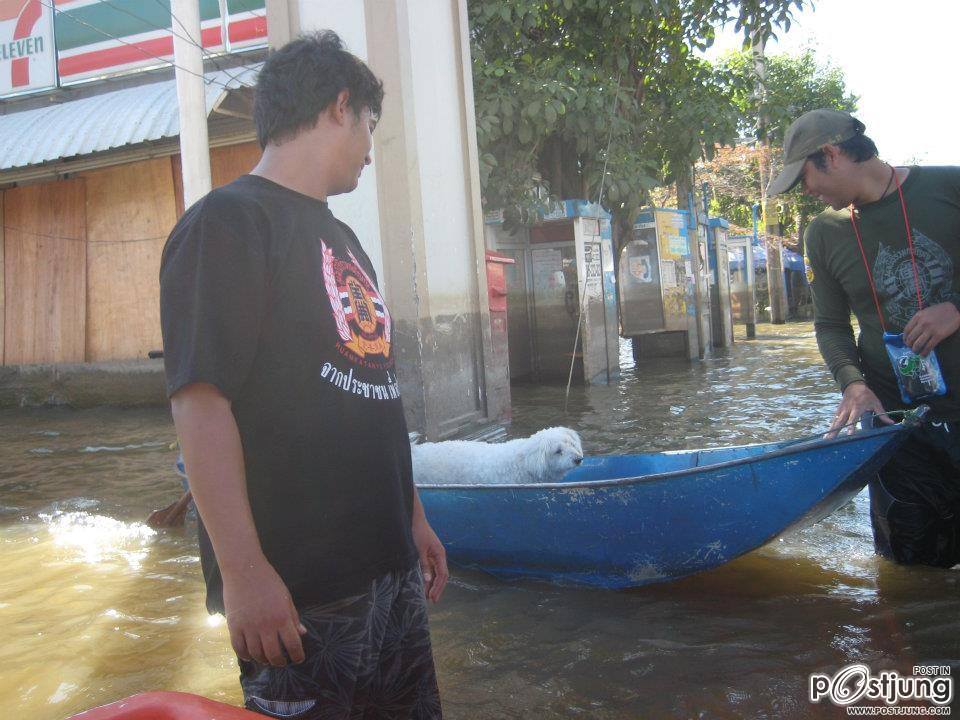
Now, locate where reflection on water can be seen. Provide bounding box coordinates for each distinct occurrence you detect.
[0,323,956,719]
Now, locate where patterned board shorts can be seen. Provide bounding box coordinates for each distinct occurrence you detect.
[239,565,442,720]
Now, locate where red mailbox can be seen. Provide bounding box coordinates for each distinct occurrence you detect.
[486,251,512,311]
[484,250,516,420]
[484,250,515,356]
[485,250,514,310]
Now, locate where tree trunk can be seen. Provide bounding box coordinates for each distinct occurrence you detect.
[675,165,691,211]
[752,35,787,324]
[538,135,563,199]
[580,154,590,200]
[796,207,809,258]
[763,197,788,323]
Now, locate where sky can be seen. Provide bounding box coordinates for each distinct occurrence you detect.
[705,0,960,165]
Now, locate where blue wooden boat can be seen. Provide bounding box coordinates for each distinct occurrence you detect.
[417,416,923,588]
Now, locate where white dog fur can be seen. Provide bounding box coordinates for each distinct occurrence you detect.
[411,427,584,485]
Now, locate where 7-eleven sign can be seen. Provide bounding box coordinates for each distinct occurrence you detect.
[0,0,57,96]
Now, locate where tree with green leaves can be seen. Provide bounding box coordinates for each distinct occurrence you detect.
[704,48,857,248]
[469,0,806,235]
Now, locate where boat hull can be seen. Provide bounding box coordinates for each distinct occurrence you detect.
[417,425,911,588]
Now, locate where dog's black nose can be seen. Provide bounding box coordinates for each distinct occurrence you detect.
[574,457,582,465]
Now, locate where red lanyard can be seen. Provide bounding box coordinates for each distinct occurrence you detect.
[848,166,923,333]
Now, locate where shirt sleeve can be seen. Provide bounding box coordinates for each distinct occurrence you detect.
[806,220,865,392]
[159,194,268,400]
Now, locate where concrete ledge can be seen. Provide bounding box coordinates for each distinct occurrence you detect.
[0,360,167,408]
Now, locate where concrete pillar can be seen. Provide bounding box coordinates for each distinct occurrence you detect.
[297,1,385,282]
[266,0,300,48]
[362,0,505,438]
[292,0,506,438]
[454,0,509,423]
[172,0,212,208]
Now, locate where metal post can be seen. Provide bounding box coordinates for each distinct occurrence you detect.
[687,185,710,357]
[172,0,212,209]
[744,204,758,339]
[751,34,787,324]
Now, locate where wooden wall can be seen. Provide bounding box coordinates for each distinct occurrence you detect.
[0,141,261,366]
[3,179,87,365]
[172,141,261,216]
[211,142,262,188]
[82,158,178,362]
[0,166,173,366]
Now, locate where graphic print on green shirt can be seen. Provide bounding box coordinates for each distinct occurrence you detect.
[804,166,960,419]
[873,230,953,327]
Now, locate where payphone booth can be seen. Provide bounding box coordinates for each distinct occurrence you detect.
[707,218,734,348]
[528,201,619,383]
[488,201,620,384]
[727,234,757,338]
[619,208,698,360]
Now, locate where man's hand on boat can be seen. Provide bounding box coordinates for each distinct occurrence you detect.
[222,558,308,667]
[826,381,895,438]
[146,490,192,528]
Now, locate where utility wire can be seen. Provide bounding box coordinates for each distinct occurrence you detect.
[38,0,254,92]
[140,0,250,86]
[102,0,246,87]
[2,226,168,245]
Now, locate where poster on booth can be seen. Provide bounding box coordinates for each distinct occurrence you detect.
[628,255,652,283]
[0,0,57,97]
[654,210,688,318]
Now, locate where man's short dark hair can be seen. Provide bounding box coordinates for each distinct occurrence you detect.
[253,30,384,148]
[807,118,878,171]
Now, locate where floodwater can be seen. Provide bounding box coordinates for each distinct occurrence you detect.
[1,322,957,720]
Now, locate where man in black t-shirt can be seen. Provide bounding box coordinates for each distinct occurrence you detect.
[160,32,446,718]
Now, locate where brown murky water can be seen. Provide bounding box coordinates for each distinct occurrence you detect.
[1,322,957,719]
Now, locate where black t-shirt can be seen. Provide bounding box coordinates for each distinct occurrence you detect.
[160,174,417,613]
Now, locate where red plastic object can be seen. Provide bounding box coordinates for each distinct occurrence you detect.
[66,691,264,720]
[484,250,515,314]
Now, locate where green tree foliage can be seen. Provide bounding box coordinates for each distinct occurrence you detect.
[703,48,857,243]
[469,0,805,229]
[718,47,856,144]
[699,144,769,230]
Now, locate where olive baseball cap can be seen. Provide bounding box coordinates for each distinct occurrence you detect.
[766,109,864,196]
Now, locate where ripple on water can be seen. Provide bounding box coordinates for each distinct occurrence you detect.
[80,442,169,454]
[2,326,959,720]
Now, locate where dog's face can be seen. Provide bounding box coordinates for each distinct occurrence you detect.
[534,426,584,478]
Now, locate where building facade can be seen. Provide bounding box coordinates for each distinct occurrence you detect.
[0,0,508,438]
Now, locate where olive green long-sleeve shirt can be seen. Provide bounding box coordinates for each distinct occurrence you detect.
[804,166,960,420]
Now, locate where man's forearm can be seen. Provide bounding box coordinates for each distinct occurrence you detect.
[814,319,864,391]
[411,485,427,525]
[171,384,265,574]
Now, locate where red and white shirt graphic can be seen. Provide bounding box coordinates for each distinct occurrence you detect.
[320,240,393,370]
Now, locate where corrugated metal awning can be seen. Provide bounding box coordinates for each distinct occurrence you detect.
[0,64,260,174]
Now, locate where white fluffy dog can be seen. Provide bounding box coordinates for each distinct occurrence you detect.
[411,427,584,485]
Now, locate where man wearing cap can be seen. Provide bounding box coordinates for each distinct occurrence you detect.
[768,108,960,568]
